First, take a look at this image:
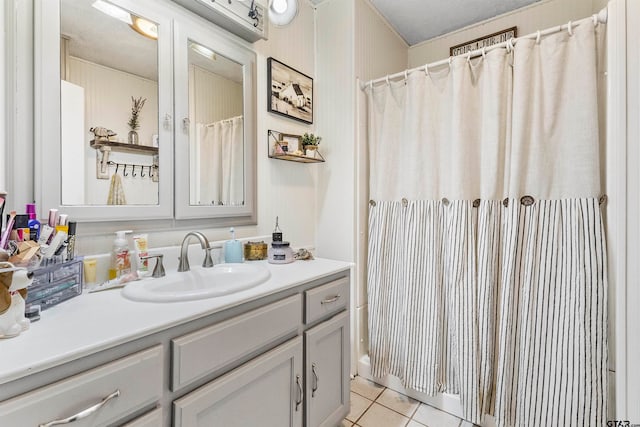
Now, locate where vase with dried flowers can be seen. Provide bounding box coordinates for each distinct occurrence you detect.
[127,96,146,144]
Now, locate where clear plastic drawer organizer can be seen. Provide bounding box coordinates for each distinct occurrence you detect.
[26,258,84,311]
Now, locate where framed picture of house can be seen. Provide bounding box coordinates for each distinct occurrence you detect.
[267,57,313,124]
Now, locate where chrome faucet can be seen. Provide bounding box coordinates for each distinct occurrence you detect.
[177,231,214,272]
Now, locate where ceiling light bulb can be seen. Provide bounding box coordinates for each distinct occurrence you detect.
[272,0,287,14]
[130,16,158,40]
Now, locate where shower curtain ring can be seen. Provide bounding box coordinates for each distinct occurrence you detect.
[448,57,453,67]
[123,165,128,177]
[536,30,541,44]
[567,21,573,36]
[404,70,408,81]
[506,38,515,53]
[424,64,429,76]
[141,166,146,178]
[466,51,472,63]
[481,48,486,59]
[385,75,390,85]
[592,14,598,26]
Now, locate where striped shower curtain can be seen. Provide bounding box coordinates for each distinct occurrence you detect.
[365,20,607,427]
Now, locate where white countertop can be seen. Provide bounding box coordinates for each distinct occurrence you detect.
[0,258,352,385]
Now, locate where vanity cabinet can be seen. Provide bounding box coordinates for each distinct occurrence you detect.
[173,337,304,427]
[0,267,351,427]
[171,277,350,427]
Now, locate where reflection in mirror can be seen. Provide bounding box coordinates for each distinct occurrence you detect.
[60,0,159,206]
[188,40,245,207]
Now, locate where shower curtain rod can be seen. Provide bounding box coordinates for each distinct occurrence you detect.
[360,7,608,89]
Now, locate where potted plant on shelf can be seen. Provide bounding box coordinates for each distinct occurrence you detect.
[301,133,321,158]
[127,96,146,145]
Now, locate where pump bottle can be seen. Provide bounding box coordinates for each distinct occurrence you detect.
[109,230,133,279]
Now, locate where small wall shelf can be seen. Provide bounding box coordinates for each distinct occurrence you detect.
[270,152,325,163]
[90,140,158,155]
[90,140,159,181]
[267,130,325,164]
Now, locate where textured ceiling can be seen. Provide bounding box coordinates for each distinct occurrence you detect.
[359,0,541,46]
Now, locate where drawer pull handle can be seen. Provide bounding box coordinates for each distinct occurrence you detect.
[312,363,319,397]
[39,390,120,427]
[295,374,304,411]
[321,295,341,305]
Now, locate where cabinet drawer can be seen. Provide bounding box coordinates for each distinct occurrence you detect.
[0,346,163,427]
[171,294,302,391]
[305,277,349,324]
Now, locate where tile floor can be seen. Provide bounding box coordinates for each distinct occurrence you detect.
[343,376,470,427]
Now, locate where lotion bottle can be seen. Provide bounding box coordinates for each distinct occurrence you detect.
[109,230,133,279]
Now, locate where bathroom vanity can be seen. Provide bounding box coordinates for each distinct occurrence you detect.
[0,259,351,427]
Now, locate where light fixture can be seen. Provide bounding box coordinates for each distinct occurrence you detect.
[269,0,298,27]
[92,0,132,25]
[93,1,157,40]
[189,42,217,61]
[130,16,158,40]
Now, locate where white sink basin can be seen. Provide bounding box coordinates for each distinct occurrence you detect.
[121,263,271,302]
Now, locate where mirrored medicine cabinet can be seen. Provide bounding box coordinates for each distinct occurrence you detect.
[36,0,256,223]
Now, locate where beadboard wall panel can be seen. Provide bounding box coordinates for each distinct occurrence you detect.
[252,0,317,250]
[354,0,408,83]
[189,64,242,125]
[67,57,159,205]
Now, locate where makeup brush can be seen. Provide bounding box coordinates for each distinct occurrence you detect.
[0,191,7,232]
[0,210,16,249]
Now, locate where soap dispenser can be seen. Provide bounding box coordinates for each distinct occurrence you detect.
[224,227,243,263]
[109,230,133,279]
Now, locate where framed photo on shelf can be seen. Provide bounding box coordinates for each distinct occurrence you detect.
[269,130,302,155]
[267,57,313,124]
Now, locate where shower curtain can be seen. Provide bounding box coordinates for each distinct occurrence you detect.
[192,116,244,205]
[366,21,607,427]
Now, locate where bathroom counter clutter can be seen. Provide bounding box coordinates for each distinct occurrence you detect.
[0,257,351,386]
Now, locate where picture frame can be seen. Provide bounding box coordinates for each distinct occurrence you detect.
[450,27,517,57]
[268,130,301,155]
[267,57,313,124]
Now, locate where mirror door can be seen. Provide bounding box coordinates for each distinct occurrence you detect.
[174,21,256,220]
[37,0,173,221]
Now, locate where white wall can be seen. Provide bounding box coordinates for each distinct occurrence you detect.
[252,0,317,250]
[608,0,640,422]
[408,0,606,66]
[314,0,407,373]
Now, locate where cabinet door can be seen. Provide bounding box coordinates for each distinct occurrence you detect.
[305,311,350,427]
[174,337,303,427]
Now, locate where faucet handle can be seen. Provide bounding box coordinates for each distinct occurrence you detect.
[202,247,216,268]
[140,254,166,278]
